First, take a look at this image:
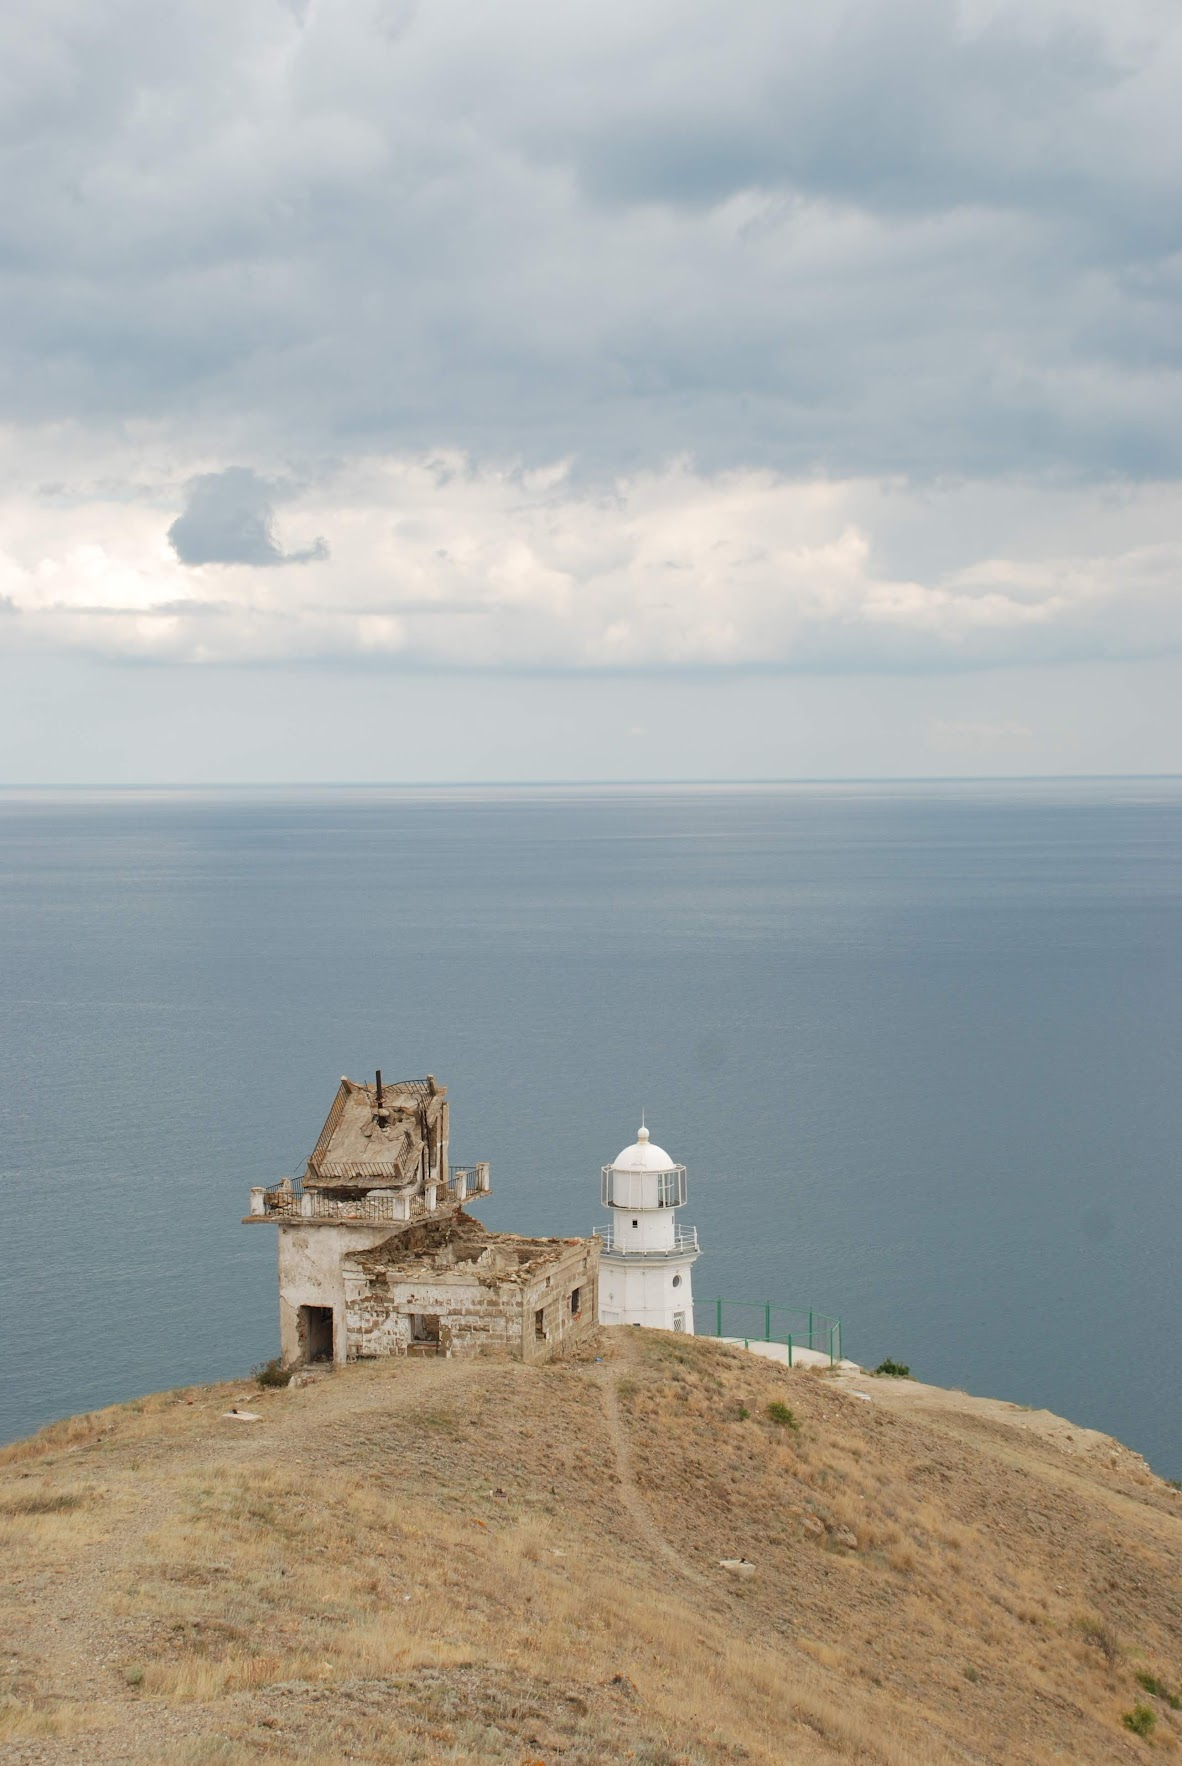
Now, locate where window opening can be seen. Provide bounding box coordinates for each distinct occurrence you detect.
[534,1308,546,1342]
[672,1273,682,1287]
[673,1312,686,1332]
[570,1288,581,1317]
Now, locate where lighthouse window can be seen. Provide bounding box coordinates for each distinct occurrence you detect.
[658,1169,682,1207]
[631,1219,639,1229]
[672,1274,682,1288]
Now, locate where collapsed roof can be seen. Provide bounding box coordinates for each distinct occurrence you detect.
[348,1209,589,1284]
[304,1073,447,1190]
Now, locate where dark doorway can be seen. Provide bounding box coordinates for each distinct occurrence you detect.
[299,1305,335,1363]
[409,1313,441,1348]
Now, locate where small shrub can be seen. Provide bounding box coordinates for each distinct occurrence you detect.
[1122,1705,1156,1738]
[963,1665,979,1684]
[416,1411,460,1434]
[874,1359,911,1378]
[735,1405,750,1421]
[1075,1615,1121,1666]
[1136,1671,1181,1709]
[252,1357,291,1389]
[766,1402,798,1429]
[1166,1478,1181,1491]
[123,1666,144,1688]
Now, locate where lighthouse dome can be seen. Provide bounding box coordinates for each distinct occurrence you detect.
[611,1124,677,1171]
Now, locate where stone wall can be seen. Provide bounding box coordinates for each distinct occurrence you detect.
[344,1264,524,1359]
[519,1242,599,1364]
[342,1234,599,1363]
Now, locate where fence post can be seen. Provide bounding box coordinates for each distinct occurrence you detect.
[788,1335,793,1368]
[715,1298,723,1337]
[809,1309,814,1352]
[764,1302,771,1342]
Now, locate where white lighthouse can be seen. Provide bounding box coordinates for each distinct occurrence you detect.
[596,1124,699,1332]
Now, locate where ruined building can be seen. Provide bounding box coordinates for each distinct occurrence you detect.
[245,1073,598,1366]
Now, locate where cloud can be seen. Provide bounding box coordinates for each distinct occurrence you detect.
[167,468,328,567]
[1,0,1181,711]
[0,0,1178,483]
[3,446,1182,672]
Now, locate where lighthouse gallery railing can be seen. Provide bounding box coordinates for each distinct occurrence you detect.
[593,1223,699,1257]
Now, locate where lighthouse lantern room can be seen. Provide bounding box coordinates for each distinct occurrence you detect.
[595,1124,699,1332]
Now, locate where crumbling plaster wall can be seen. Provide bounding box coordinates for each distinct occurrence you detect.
[277,1222,394,1365]
[343,1238,599,1363]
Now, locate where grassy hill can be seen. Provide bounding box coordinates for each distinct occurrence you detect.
[2,1328,1180,1765]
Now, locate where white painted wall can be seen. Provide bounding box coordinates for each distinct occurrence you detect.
[607,1206,678,1252]
[598,1253,695,1332]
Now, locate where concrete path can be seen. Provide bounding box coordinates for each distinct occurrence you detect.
[717,1336,861,1372]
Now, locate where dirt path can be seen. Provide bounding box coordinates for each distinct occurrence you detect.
[594,1352,722,1596]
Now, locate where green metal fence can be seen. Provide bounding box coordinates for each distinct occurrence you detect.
[694,1299,843,1366]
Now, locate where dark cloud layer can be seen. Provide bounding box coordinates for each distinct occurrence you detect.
[168,469,327,568]
[0,0,1178,480]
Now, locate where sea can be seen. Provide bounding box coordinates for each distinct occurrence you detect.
[1,781,1178,1476]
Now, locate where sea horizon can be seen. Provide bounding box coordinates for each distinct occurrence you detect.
[2,777,1179,1478]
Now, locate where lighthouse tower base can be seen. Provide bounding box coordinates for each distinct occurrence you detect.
[599,1256,694,1332]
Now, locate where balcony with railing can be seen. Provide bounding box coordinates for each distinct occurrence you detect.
[246,1163,490,1224]
[594,1222,699,1258]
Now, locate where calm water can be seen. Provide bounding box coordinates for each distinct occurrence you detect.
[0,782,1178,1475]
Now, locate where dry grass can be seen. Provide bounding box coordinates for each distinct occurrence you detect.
[0,1414,109,1467]
[0,1699,115,1742]
[0,1335,1179,1765]
[0,1486,92,1516]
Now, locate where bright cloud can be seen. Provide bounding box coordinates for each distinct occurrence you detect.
[3,448,1180,671]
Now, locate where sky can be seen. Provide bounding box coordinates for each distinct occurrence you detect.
[1,0,1181,781]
